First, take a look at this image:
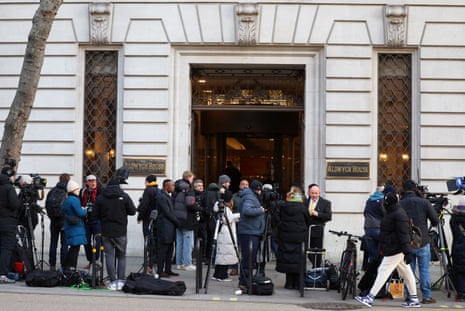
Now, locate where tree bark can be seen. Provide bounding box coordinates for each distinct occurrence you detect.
[0,0,63,166]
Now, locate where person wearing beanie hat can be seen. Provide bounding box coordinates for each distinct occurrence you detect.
[218,174,231,187]
[79,174,103,270]
[355,188,421,308]
[137,174,161,274]
[399,179,439,304]
[362,185,388,265]
[237,179,266,293]
[62,179,87,271]
[383,184,397,196]
[90,174,136,289]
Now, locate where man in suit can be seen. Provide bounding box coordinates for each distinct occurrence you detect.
[156,179,181,278]
[307,183,332,267]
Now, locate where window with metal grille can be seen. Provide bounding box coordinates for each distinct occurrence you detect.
[378,54,412,189]
[83,51,117,185]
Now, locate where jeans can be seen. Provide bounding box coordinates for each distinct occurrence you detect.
[84,220,101,263]
[48,217,67,268]
[0,224,16,275]
[364,229,380,264]
[102,236,127,282]
[410,243,433,299]
[239,234,260,287]
[176,229,194,266]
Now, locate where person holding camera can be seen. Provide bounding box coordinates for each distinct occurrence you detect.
[399,180,439,304]
[355,191,420,308]
[237,179,266,293]
[450,199,465,301]
[80,174,102,270]
[0,166,21,283]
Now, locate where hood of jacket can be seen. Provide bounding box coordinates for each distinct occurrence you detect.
[101,184,124,199]
[0,174,11,185]
[368,191,384,202]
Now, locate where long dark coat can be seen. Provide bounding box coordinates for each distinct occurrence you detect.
[276,200,309,273]
[156,191,180,244]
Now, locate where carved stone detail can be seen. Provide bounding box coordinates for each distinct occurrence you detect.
[89,2,112,44]
[236,3,258,46]
[385,5,407,48]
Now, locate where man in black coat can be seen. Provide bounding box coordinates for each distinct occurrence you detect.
[0,170,21,283]
[91,177,136,290]
[156,179,181,278]
[400,180,439,304]
[450,202,465,301]
[306,184,332,267]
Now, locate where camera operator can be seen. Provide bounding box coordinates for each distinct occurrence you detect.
[237,179,266,293]
[15,174,45,268]
[399,180,439,304]
[192,179,208,264]
[261,183,281,256]
[0,166,21,283]
[80,174,102,270]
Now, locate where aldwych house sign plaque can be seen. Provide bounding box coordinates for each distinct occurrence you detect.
[326,161,369,178]
[123,158,166,176]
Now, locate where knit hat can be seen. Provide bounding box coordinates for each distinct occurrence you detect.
[218,174,231,186]
[208,183,219,191]
[66,180,80,193]
[250,180,263,191]
[383,184,397,195]
[402,180,417,192]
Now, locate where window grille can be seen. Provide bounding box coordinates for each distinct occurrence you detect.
[378,54,411,189]
[83,51,118,185]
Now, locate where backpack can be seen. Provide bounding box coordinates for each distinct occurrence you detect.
[45,186,67,218]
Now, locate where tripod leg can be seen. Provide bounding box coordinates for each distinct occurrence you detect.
[204,217,220,294]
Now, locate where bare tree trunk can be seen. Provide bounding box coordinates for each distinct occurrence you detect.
[0,0,63,166]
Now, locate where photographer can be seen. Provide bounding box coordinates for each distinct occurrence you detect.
[399,180,439,304]
[80,174,102,270]
[0,166,21,283]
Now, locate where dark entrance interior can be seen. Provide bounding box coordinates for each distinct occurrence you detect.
[192,110,302,194]
[190,65,305,194]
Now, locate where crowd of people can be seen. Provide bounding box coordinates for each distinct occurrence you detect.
[0,163,464,305]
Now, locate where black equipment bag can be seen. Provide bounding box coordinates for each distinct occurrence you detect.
[304,267,328,289]
[251,275,274,295]
[26,269,61,287]
[123,273,186,296]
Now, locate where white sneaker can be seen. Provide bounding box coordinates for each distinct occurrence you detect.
[0,275,15,284]
[184,264,196,271]
[107,281,118,290]
[116,280,126,290]
[176,265,185,270]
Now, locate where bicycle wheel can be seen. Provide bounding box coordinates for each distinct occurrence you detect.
[346,264,356,299]
[339,252,350,300]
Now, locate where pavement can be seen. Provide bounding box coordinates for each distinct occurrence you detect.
[0,255,464,310]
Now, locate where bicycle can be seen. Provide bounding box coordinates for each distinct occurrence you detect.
[329,230,363,300]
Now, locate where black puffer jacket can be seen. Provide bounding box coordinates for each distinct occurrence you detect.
[379,200,412,257]
[0,174,21,226]
[276,200,309,273]
[450,207,465,273]
[91,184,136,237]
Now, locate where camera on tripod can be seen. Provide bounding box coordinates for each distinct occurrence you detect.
[417,183,449,213]
[261,184,281,214]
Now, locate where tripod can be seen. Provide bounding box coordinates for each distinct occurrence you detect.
[139,211,157,277]
[430,207,456,297]
[24,203,41,270]
[203,202,240,294]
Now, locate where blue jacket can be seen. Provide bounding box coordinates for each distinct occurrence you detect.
[62,193,87,246]
[237,188,265,236]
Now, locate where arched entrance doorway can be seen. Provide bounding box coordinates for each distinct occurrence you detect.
[191,66,304,194]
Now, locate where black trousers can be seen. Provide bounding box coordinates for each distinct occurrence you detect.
[157,242,174,274]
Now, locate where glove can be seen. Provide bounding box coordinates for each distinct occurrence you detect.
[404,253,412,265]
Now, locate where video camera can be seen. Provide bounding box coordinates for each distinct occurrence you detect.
[417,183,449,213]
[14,174,47,190]
[261,184,281,214]
[447,177,465,195]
